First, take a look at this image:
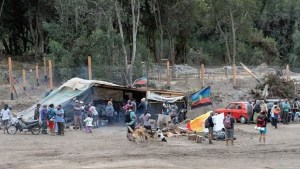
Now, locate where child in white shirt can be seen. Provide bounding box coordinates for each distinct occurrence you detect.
[84,114,93,133]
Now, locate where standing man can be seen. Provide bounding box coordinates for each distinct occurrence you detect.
[223,112,235,146]
[207,112,215,144]
[34,104,41,120]
[282,99,291,124]
[247,101,253,124]
[73,100,83,130]
[56,105,65,136]
[131,99,137,113]
[47,104,57,136]
[40,105,48,134]
[138,98,148,117]
[1,104,11,134]
[291,98,299,121]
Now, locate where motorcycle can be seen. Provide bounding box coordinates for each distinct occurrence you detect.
[172,108,188,124]
[7,115,41,135]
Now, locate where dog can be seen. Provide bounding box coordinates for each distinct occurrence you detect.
[154,128,168,142]
[128,126,151,144]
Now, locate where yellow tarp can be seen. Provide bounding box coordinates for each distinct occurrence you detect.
[187,111,212,132]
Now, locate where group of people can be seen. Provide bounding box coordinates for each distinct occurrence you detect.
[122,98,152,141]
[247,98,300,128]
[34,103,65,136]
[206,111,235,146]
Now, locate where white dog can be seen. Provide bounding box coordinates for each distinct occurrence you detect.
[156,128,168,142]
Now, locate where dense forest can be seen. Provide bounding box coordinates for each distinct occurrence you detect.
[1,0,300,84]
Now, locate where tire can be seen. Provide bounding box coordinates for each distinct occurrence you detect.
[7,125,17,135]
[31,126,41,135]
[240,116,246,124]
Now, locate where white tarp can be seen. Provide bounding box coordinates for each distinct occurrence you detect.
[204,113,225,132]
[146,91,184,103]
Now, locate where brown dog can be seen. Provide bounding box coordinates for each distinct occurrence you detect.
[128,126,151,144]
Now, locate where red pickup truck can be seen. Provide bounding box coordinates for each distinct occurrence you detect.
[215,102,249,124]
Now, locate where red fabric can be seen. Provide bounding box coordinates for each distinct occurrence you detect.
[47,120,55,129]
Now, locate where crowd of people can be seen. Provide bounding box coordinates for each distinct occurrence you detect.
[206,98,300,146]
[246,98,300,127]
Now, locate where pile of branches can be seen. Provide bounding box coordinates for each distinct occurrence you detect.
[256,74,295,98]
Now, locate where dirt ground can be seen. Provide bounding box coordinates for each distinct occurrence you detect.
[1,122,300,169]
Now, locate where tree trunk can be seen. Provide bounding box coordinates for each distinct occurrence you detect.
[129,0,140,84]
[216,19,232,64]
[115,0,129,84]
[2,38,10,54]
[0,0,5,18]
[230,8,236,65]
[153,1,163,62]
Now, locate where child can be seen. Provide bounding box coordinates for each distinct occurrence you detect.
[84,114,93,133]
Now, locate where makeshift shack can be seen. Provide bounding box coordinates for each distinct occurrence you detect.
[19,78,187,124]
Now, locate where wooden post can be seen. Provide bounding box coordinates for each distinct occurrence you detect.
[22,69,26,92]
[166,60,170,87]
[286,64,290,81]
[233,64,237,87]
[88,56,92,80]
[8,57,13,100]
[49,60,53,89]
[36,64,39,86]
[44,57,48,81]
[201,64,205,88]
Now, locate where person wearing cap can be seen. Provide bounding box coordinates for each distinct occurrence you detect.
[125,105,136,141]
[74,100,83,130]
[89,102,99,128]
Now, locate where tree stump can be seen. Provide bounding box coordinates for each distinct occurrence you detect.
[188,134,197,141]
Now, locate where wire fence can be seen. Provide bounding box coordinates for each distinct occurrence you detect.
[1,61,300,96]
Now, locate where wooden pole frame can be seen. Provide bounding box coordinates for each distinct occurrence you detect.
[286,64,290,81]
[233,64,237,87]
[44,57,48,81]
[88,56,92,80]
[201,64,205,88]
[49,60,53,90]
[8,57,13,100]
[166,60,170,87]
[22,69,26,92]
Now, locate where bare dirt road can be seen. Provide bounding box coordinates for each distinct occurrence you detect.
[1,123,300,169]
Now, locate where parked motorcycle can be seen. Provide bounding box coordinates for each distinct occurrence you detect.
[7,116,41,135]
[172,108,187,124]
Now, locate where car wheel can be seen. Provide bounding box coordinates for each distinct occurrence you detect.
[240,116,246,124]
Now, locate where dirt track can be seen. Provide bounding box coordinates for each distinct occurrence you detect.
[1,123,300,169]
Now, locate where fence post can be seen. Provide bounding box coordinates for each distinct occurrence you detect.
[166,60,170,87]
[8,57,13,100]
[44,57,48,81]
[88,56,92,80]
[22,69,26,92]
[49,60,53,89]
[286,64,290,81]
[36,64,39,86]
[233,64,237,87]
[201,64,205,88]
